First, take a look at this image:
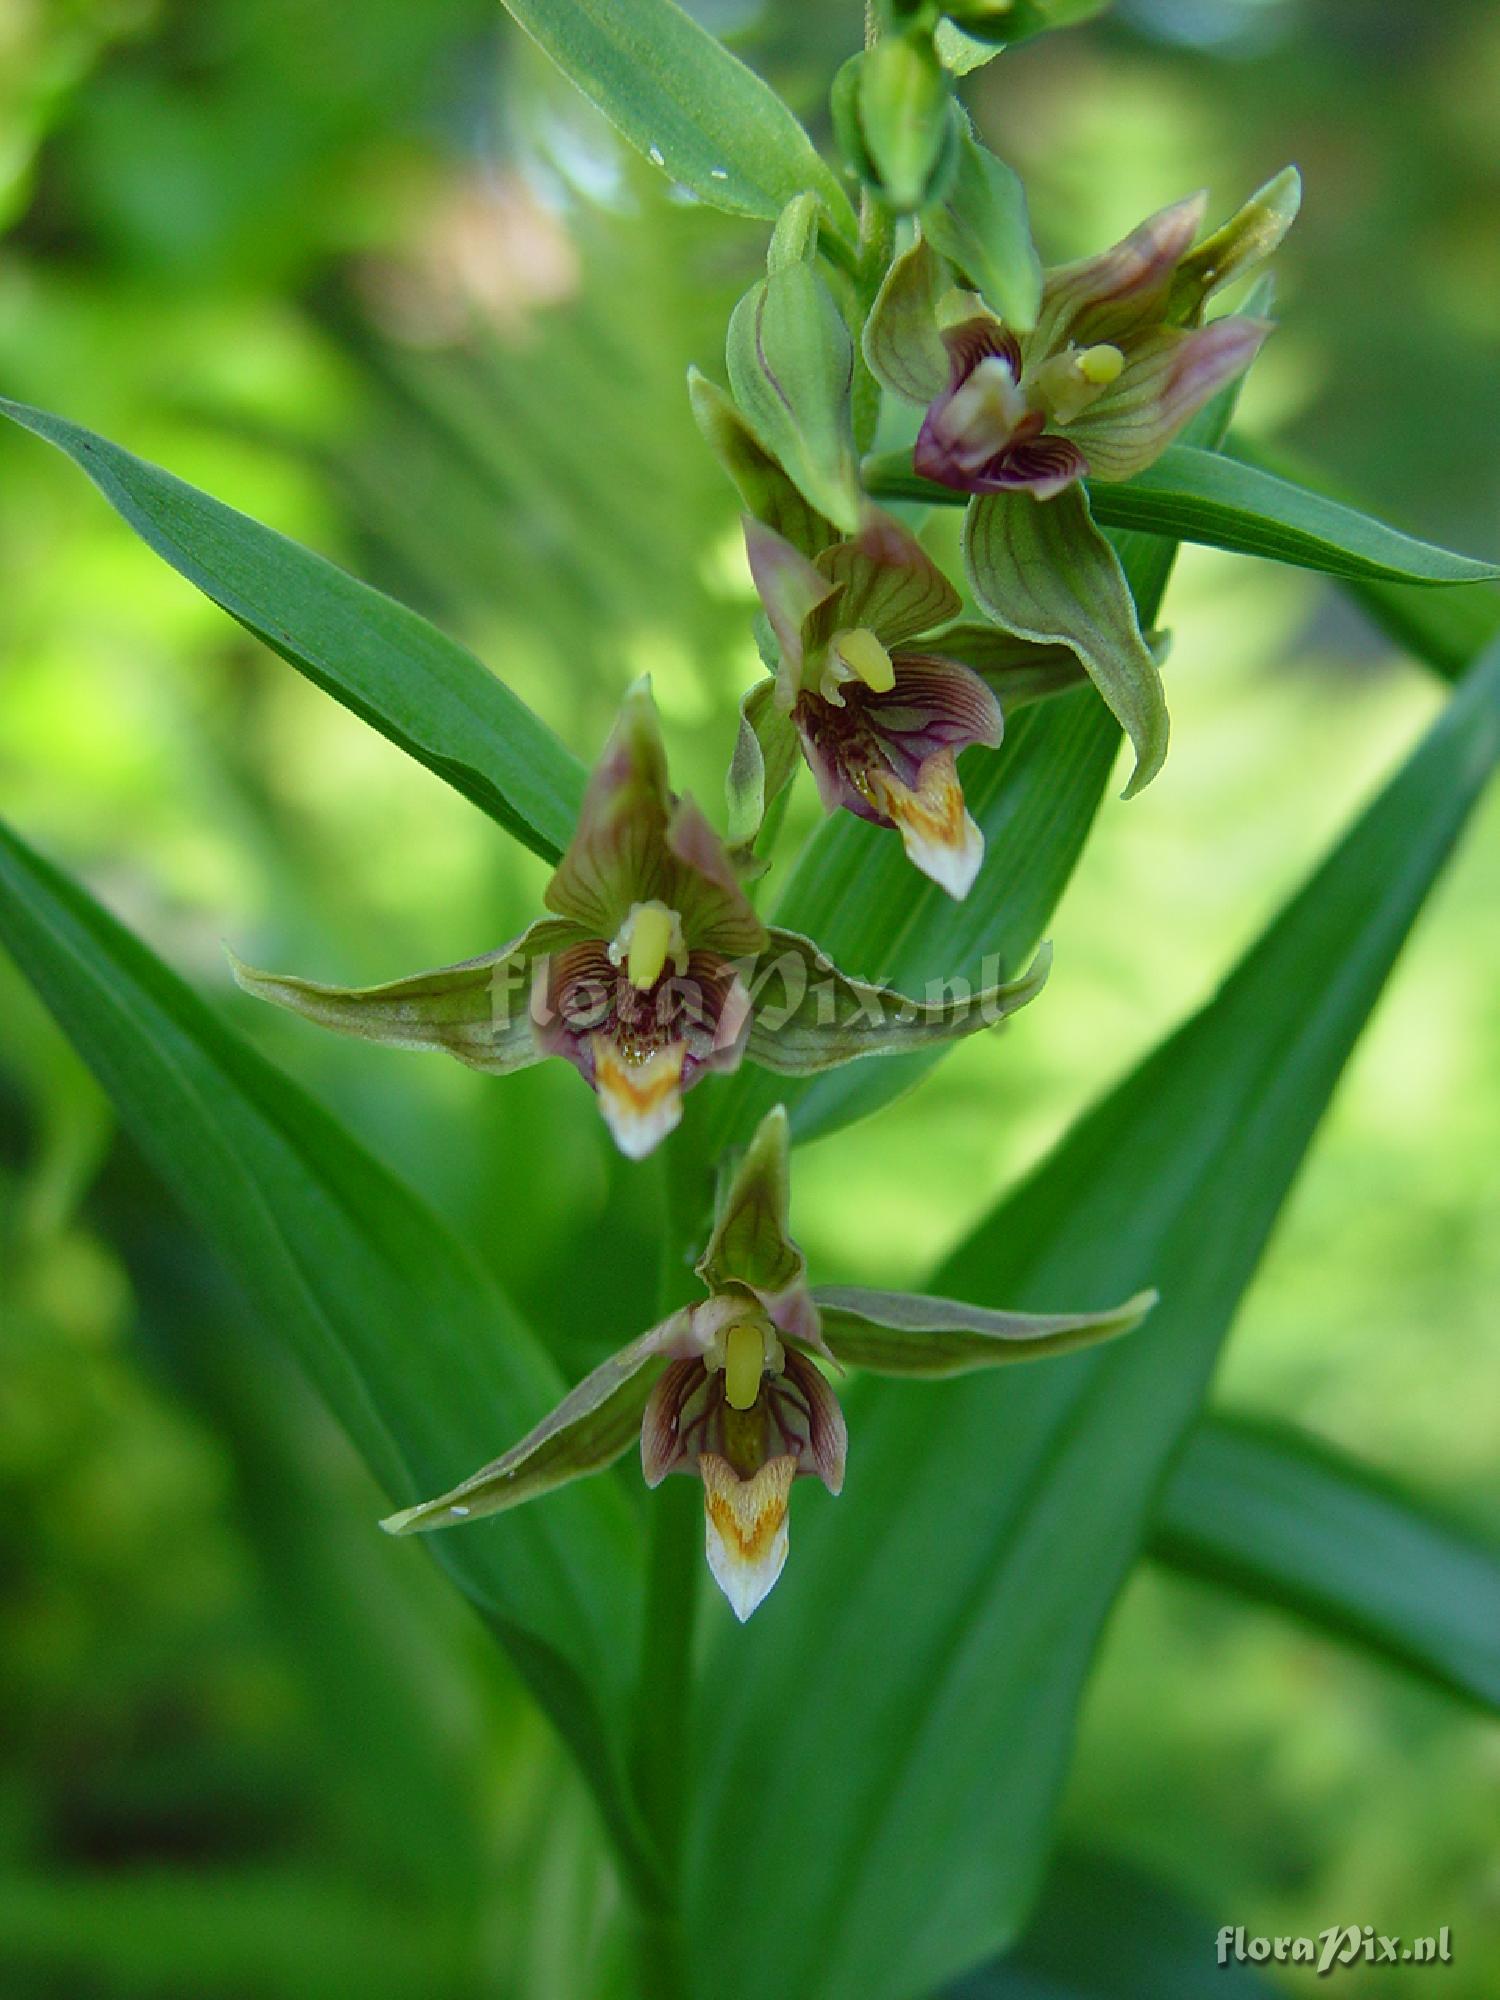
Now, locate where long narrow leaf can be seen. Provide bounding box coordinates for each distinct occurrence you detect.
[862,444,1500,587]
[0,398,584,862]
[0,819,659,1897]
[1152,1412,1500,1713]
[1088,445,1500,585]
[500,0,854,236]
[683,640,1500,2000]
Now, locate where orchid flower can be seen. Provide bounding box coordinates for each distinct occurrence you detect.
[863,170,1300,795]
[232,684,1051,1158]
[382,1106,1156,1619]
[872,170,1301,501]
[743,507,1003,899]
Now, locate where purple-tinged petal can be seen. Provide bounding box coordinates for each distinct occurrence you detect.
[1069,317,1272,482]
[950,433,1090,499]
[743,514,844,703]
[665,795,766,958]
[1036,192,1208,351]
[534,942,751,1158]
[775,1351,847,1495]
[816,510,961,649]
[941,316,1025,386]
[914,319,1033,491]
[700,1452,796,1620]
[641,1357,711,1486]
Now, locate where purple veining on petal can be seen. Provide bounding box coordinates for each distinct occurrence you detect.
[959,434,1090,499]
[794,654,1002,827]
[533,942,750,1090]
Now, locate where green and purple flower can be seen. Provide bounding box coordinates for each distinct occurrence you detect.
[381,1106,1154,1619]
[232,685,1051,1157]
[743,507,1003,898]
[898,172,1300,499]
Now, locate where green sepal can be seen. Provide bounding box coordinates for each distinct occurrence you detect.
[813,1284,1156,1374]
[727,678,802,862]
[965,484,1169,795]
[726,199,863,535]
[227,917,584,1073]
[697,1105,812,1326]
[1167,166,1302,326]
[688,367,836,559]
[920,110,1042,333]
[863,231,952,404]
[546,680,765,957]
[381,1317,686,1534]
[746,929,1051,1073]
[857,29,954,215]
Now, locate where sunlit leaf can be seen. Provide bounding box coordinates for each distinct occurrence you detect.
[0,397,584,863]
[1088,444,1500,585]
[0,818,662,1901]
[863,441,1500,588]
[499,0,854,236]
[683,639,1500,2000]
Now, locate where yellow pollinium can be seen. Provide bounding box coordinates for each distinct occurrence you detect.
[723,1321,766,1411]
[625,901,677,991]
[1077,343,1125,386]
[835,627,896,694]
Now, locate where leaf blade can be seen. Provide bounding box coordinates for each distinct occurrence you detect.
[0,817,658,1891]
[684,639,1500,2000]
[500,0,854,234]
[1089,442,1500,586]
[1151,1412,1500,1714]
[0,397,584,862]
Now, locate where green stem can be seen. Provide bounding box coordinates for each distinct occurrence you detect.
[627,1125,716,1997]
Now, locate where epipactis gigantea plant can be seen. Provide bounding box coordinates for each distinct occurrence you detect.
[232,683,1050,1157]
[382,1106,1155,1619]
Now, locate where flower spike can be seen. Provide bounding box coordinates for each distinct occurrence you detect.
[381,1106,1156,1620]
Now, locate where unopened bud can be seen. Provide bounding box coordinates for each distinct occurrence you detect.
[858,31,953,214]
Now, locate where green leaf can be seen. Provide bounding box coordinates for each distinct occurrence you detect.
[946,1849,1282,1998]
[0,397,584,863]
[920,114,1042,333]
[1088,442,1500,586]
[966,483,1170,795]
[1222,435,1500,683]
[0,817,660,1902]
[682,639,1500,2000]
[1152,1412,1500,1714]
[865,440,1500,590]
[499,0,854,237]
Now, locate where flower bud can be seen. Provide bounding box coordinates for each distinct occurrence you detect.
[726,196,862,533]
[857,30,954,214]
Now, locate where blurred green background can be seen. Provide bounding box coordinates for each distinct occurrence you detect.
[1,1,1497,1993]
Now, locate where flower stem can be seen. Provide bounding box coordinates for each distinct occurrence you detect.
[627,1120,716,1995]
